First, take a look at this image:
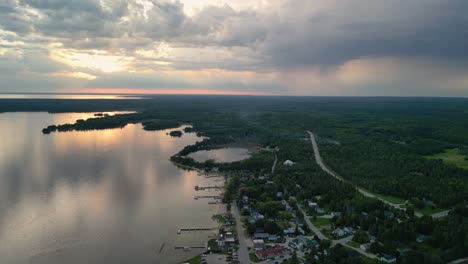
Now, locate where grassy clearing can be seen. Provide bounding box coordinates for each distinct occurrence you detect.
[425,149,468,169]
[360,187,406,204]
[311,217,331,227]
[346,241,361,248]
[180,255,201,264]
[415,207,447,216]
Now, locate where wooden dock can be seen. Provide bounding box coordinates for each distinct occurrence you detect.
[177,227,217,234]
[194,195,222,200]
[195,185,224,191]
[174,246,206,250]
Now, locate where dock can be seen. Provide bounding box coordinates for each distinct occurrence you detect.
[174,246,206,250]
[194,195,222,200]
[195,185,224,191]
[177,227,217,234]
[204,174,222,178]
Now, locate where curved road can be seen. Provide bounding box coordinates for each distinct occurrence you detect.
[271,154,278,175]
[307,130,450,218]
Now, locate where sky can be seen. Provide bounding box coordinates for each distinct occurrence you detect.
[0,0,467,96]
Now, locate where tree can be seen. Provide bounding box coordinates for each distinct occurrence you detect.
[291,250,299,264]
[352,230,369,244]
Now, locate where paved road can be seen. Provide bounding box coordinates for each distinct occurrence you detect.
[342,242,377,259]
[298,204,378,260]
[306,131,445,218]
[297,204,326,240]
[232,201,250,264]
[332,235,353,246]
[307,130,454,218]
[271,154,278,175]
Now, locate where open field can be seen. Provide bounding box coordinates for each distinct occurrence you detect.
[425,149,468,170]
[311,217,331,227]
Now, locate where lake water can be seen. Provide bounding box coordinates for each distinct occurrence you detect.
[188,148,250,163]
[0,93,142,99]
[0,112,224,264]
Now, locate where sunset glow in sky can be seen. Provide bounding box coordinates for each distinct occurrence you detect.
[1,0,467,96]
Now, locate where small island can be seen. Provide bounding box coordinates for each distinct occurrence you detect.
[169,130,183,137]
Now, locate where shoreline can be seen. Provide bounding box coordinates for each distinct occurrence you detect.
[171,160,227,264]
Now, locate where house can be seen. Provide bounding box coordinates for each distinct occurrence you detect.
[331,211,342,217]
[416,234,427,243]
[343,227,355,235]
[277,192,283,198]
[283,160,295,166]
[384,210,394,218]
[281,200,288,206]
[266,180,274,186]
[225,232,235,244]
[360,243,370,252]
[333,228,346,237]
[315,207,325,214]
[217,235,225,247]
[293,236,317,249]
[252,212,264,221]
[308,201,318,208]
[283,227,296,236]
[253,239,266,250]
[255,246,288,260]
[379,254,397,263]
[254,232,270,239]
[268,234,279,242]
[242,195,249,203]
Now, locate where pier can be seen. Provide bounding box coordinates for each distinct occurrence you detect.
[194,195,222,200]
[174,246,206,250]
[177,227,217,234]
[195,185,224,191]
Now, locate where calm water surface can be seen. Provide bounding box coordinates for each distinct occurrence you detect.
[188,148,251,163]
[0,112,223,264]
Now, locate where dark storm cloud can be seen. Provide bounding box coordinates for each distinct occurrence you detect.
[263,0,468,67]
[1,0,467,68]
[0,0,467,95]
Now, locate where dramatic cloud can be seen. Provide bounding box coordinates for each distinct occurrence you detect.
[0,0,467,95]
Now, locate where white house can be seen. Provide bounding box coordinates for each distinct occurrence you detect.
[283,160,295,166]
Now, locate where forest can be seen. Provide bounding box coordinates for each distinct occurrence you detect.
[1,95,468,263]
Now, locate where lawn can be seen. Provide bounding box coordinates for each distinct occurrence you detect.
[180,255,201,264]
[311,217,331,227]
[425,149,468,169]
[415,206,447,216]
[346,241,361,248]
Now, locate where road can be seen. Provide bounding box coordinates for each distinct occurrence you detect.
[307,131,404,209]
[298,204,378,260]
[297,204,326,240]
[232,201,250,264]
[305,130,460,218]
[271,154,278,175]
